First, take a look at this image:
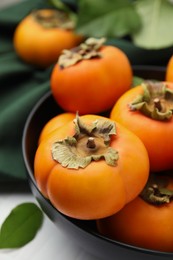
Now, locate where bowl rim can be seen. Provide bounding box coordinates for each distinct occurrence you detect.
[22,65,173,257]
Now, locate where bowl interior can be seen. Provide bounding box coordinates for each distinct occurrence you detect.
[22,66,173,260]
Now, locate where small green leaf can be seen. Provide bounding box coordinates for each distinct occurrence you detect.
[48,0,71,12]
[131,76,144,87]
[0,203,43,249]
[76,0,141,38]
[132,0,173,49]
[50,0,77,10]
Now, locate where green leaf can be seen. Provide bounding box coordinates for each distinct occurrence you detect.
[75,0,141,38]
[49,0,77,10]
[48,0,70,11]
[132,0,173,49]
[0,203,43,249]
[131,76,144,87]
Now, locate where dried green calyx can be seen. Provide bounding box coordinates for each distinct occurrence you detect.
[32,9,75,29]
[52,115,119,169]
[140,174,173,205]
[58,37,106,69]
[129,81,173,120]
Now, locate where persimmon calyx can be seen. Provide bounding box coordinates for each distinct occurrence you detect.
[58,37,106,69]
[32,9,75,29]
[140,174,173,205]
[52,115,119,169]
[129,81,173,120]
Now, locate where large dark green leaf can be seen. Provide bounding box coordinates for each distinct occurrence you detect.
[0,203,43,248]
[132,0,173,49]
[75,0,141,37]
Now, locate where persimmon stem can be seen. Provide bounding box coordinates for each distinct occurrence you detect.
[87,137,96,149]
[58,38,105,69]
[140,178,173,205]
[36,11,54,21]
[32,9,75,29]
[129,81,173,120]
[154,98,162,111]
[52,115,119,169]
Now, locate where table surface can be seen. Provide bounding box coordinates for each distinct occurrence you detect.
[0,186,101,260]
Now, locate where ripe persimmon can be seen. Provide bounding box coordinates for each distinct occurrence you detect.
[50,37,133,114]
[13,9,82,68]
[34,114,149,220]
[110,80,173,172]
[97,173,173,252]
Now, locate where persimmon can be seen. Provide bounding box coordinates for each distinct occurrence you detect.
[50,37,133,114]
[34,114,149,220]
[13,9,82,68]
[97,173,173,252]
[166,55,173,82]
[110,80,173,172]
[38,112,75,144]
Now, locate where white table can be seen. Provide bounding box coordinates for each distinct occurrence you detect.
[0,188,101,260]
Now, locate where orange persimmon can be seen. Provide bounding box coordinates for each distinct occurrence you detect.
[13,9,82,68]
[110,80,173,172]
[97,174,173,252]
[50,37,133,114]
[34,114,149,220]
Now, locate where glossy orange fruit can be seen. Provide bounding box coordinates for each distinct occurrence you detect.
[50,38,133,114]
[34,114,149,220]
[97,174,173,252]
[110,81,173,172]
[13,9,82,68]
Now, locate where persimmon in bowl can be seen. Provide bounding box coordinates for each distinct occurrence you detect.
[22,66,173,260]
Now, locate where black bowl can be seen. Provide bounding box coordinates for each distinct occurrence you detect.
[22,66,173,260]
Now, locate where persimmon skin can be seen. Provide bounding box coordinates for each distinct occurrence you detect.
[166,55,173,82]
[50,46,133,114]
[34,115,149,220]
[97,177,173,252]
[13,10,82,68]
[38,112,75,144]
[110,82,173,172]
